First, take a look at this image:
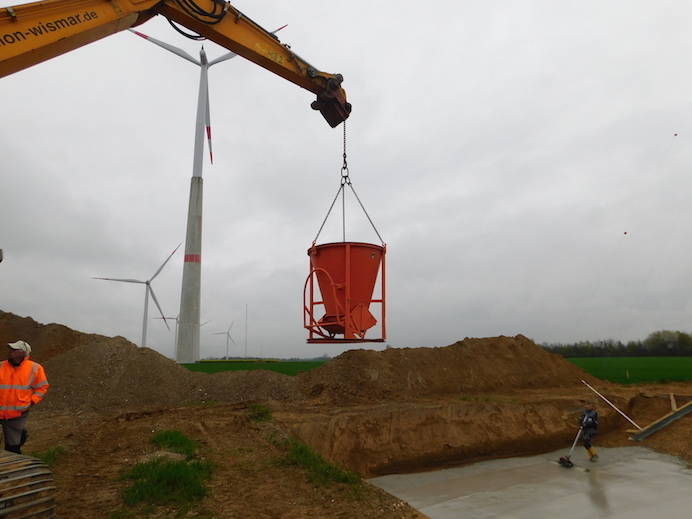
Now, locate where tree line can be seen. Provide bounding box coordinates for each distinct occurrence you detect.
[541,330,692,357]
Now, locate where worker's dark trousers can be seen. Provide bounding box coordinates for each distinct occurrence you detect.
[1,413,29,454]
[582,427,597,449]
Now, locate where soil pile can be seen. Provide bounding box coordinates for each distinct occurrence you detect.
[2,312,602,412]
[0,310,108,362]
[42,338,301,413]
[43,337,201,412]
[0,311,300,413]
[299,335,600,403]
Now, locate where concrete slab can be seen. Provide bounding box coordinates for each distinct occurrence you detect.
[369,447,692,519]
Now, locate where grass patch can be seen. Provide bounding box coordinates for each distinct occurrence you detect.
[180,360,325,376]
[151,430,197,458]
[567,356,692,384]
[121,458,213,507]
[248,403,272,422]
[30,446,66,467]
[278,439,359,486]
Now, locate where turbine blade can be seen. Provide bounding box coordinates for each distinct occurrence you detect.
[208,51,237,67]
[93,277,145,284]
[230,336,237,345]
[212,332,226,335]
[148,286,170,330]
[151,243,182,281]
[128,29,200,65]
[205,79,213,164]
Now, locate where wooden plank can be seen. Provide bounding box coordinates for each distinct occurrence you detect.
[670,393,677,411]
[631,401,692,441]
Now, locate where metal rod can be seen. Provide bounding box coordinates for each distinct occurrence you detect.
[568,427,582,457]
[348,184,385,245]
[313,185,343,244]
[342,183,346,242]
[581,379,642,430]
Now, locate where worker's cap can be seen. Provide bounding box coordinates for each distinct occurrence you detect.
[7,341,31,354]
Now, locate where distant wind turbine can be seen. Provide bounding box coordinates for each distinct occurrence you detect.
[93,244,181,347]
[130,24,286,364]
[213,321,236,359]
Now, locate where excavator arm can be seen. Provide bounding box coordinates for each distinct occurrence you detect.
[0,0,350,126]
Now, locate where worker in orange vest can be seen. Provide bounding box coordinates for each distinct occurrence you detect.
[0,341,49,454]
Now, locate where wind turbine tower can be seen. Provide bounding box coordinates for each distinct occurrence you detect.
[156,315,209,358]
[131,30,236,363]
[131,26,285,363]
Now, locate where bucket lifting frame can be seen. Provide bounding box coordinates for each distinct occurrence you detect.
[303,122,386,344]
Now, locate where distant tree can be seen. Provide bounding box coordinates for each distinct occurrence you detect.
[541,331,692,357]
[644,330,692,356]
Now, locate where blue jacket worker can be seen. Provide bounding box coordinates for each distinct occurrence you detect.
[580,401,599,461]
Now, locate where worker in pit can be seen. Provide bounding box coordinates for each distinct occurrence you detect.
[0,341,49,454]
[580,400,599,461]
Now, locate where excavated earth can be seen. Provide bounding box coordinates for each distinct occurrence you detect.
[1,310,691,518]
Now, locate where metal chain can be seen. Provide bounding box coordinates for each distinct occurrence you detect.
[341,122,347,241]
[341,121,350,186]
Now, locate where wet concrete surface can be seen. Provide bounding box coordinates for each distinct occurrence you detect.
[369,447,691,518]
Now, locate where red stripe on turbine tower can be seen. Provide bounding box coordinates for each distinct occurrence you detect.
[184,254,201,263]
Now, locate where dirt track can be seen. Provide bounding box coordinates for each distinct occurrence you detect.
[1,310,691,518]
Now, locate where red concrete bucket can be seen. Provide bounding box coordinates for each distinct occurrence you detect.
[304,241,386,343]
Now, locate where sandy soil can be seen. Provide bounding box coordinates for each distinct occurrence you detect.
[1,310,690,518]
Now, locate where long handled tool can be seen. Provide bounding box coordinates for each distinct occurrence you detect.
[559,426,582,468]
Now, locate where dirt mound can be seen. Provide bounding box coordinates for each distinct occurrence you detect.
[0,311,300,413]
[299,335,600,403]
[1,312,600,414]
[0,310,109,362]
[199,369,302,404]
[43,338,300,413]
[43,337,198,412]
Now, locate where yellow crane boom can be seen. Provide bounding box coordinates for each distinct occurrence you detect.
[0,0,350,126]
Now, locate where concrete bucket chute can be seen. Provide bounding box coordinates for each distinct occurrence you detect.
[304,242,386,343]
[304,123,386,343]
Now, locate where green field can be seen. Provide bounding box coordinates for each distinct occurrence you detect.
[567,356,692,384]
[180,360,325,376]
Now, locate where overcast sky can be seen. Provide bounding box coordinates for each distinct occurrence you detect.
[3,1,692,360]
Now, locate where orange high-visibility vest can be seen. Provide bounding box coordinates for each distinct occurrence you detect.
[0,358,49,420]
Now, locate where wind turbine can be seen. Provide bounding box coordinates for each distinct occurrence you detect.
[94,244,180,347]
[130,25,286,364]
[213,322,237,359]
